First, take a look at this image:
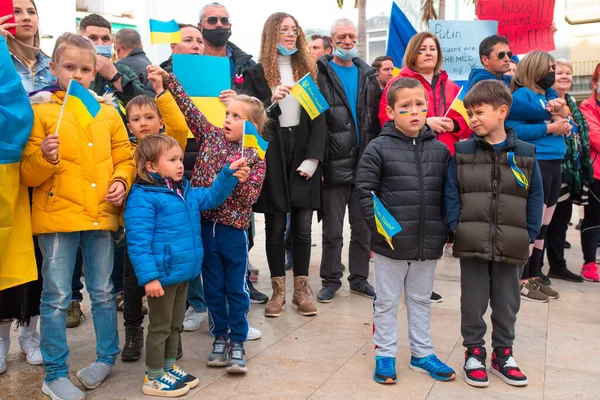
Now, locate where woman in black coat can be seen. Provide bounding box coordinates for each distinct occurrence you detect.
[243,12,325,317]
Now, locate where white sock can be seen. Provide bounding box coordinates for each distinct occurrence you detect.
[0,321,12,341]
[19,315,38,337]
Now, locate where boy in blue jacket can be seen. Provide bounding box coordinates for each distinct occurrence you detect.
[124,135,248,397]
[445,80,543,388]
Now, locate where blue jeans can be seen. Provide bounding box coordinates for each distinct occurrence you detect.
[187,275,207,313]
[38,231,120,383]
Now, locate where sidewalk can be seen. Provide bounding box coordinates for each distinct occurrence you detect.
[1,214,599,399]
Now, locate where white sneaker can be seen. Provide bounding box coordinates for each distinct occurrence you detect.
[182,306,207,332]
[247,326,261,341]
[19,331,43,365]
[0,337,10,374]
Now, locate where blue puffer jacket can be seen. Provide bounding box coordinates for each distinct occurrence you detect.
[124,167,238,287]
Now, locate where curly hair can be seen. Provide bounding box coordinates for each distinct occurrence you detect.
[259,12,316,88]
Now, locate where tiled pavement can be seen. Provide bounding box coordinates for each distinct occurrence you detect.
[1,214,599,399]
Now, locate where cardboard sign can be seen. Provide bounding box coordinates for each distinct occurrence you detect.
[476,0,555,55]
[172,54,230,97]
[429,20,498,81]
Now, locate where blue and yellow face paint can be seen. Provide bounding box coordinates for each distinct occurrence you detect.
[421,109,427,115]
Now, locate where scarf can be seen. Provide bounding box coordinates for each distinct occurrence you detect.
[9,38,40,72]
[563,92,593,204]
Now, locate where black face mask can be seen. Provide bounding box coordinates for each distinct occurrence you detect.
[536,71,555,89]
[202,28,232,47]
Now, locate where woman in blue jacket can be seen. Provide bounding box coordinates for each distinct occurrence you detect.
[506,51,572,302]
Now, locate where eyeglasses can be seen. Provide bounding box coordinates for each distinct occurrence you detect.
[497,51,513,60]
[280,28,299,37]
[205,16,231,26]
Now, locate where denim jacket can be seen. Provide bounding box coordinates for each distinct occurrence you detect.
[11,52,54,93]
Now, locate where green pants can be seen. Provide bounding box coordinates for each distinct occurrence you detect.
[146,281,188,369]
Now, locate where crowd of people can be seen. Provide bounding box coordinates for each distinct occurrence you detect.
[1,0,600,399]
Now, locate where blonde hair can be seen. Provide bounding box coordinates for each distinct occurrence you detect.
[232,94,268,133]
[51,32,97,66]
[259,12,316,88]
[512,50,555,94]
[403,32,443,75]
[555,59,573,72]
[134,135,181,183]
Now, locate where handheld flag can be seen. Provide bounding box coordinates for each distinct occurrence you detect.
[243,120,269,159]
[63,80,100,129]
[149,19,181,44]
[386,1,417,70]
[444,86,469,126]
[290,74,330,120]
[372,192,402,250]
[507,152,530,189]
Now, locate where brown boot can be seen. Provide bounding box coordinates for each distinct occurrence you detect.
[265,277,286,317]
[292,276,317,316]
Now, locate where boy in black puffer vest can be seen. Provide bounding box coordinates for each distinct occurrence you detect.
[445,80,543,388]
[355,78,454,385]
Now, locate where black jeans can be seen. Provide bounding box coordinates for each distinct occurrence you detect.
[265,209,313,277]
[545,197,572,272]
[123,246,146,328]
[582,180,600,263]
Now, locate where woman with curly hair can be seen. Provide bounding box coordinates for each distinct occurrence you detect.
[244,12,326,318]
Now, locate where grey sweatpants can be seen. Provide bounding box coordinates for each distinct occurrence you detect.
[460,258,523,349]
[373,253,436,358]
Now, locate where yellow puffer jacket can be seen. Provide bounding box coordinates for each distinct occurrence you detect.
[20,89,135,234]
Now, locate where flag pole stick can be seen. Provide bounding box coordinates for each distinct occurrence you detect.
[54,79,73,136]
[266,72,311,113]
[444,86,463,118]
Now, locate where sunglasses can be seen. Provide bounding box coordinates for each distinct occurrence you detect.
[550,64,556,71]
[205,16,231,25]
[497,51,513,60]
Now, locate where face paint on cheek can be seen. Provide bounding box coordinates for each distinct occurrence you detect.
[417,52,424,56]
[335,41,343,45]
[421,109,427,115]
[398,111,409,116]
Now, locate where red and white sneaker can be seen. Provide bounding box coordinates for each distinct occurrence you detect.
[581,262,600,282]
[490,347,528,386]
[464,347,488,387]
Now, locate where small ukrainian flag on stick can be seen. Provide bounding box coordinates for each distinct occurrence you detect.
[149,19,181,44]
[290,73,330,120]
[56,79,100,134]
[444,86,470,127]
[242,120,269,160]
[372,192,402,250]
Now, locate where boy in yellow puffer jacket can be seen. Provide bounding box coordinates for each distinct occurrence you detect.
[20,33,135,399]
[120,66,190,363]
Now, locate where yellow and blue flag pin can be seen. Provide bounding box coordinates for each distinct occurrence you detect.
[62,79,100,129]
[149,19,181,44]
[507,152,529,189]
[372,192,402,250]
[242,120,269,159]
[290,73,330,120]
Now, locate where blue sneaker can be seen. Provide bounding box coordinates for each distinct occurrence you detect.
[410,354,456,381]
[142,371,189,397]
[374,356,397,384]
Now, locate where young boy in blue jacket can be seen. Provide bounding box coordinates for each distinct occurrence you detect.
[124,135,248,397]
[445,80,543,388]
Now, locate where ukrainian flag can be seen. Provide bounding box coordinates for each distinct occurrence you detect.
[372,192,402,250]
[243,120,269,159]
[63,80,101,128]
[149,19,181,44]
[447,87,470,126]
[290,74,329,120]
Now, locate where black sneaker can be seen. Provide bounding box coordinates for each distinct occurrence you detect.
[548,267,584,283]
[248,280,268,304]
[122,327,143,362]
[317,285,338,303]
[490,347,528,386]
[463,347,488,387]
[350,280,375,299]
[430,291,443,303]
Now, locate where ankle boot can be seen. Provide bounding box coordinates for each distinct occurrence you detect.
[121,327,143,362]
[265,277,286,317]
[292,276,317,316]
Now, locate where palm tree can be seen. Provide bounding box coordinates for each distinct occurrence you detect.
[336,0,368,60]
[421,0,479,24]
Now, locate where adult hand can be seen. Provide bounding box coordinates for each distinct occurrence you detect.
[106,181,126,206]
[96,55,119,80]
[546,99,567,118]
[41,134,60,162]
[233,166,250,183]
[219,89,237,105]
[0,15,17,39]
[147,65,165,95]
[145,279,164,297]
[229,157,247,171]
[548,118,571,136]
[427,117,454,133]
[298,171,311,180]
[271,85,292,104]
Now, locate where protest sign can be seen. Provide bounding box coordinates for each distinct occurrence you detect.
[173,54,230,97]
[476,0,555,55]
[428,20,498,81]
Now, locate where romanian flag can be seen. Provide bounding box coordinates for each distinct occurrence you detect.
[243,120,269,159]
[64,80,100,128]
[290,74,329,120]
[149,19,181,44]
[372,192,402,250]
[445,86,470,126]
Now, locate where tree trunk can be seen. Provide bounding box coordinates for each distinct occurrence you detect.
[357,0,367,60]
[439,0,446,20]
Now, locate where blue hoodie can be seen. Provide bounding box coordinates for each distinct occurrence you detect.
[505,87,566,161]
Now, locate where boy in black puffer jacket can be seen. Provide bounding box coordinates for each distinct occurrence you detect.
[355,78,454,385]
